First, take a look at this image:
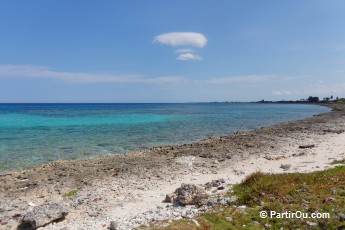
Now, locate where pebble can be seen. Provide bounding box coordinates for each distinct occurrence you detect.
[28,202,36,207]
[0,220,8,225]
[109,221,119,230]
[225,216,232,222]
[191,219,200,226]
[280,164,292,170]
[338,213,345,221]
[164,193,177,203]
[306,221,318,226]
[86,211,96,217]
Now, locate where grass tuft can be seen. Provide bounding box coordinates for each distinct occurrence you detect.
[63,189,78,197]
[331,158,345,165]
[147,166,345,230]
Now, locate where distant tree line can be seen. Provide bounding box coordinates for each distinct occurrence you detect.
[307,95,338,103]
[307,96,319,103]
[256,95,343,104]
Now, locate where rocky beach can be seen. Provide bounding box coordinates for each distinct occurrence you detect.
[1,104,345,230]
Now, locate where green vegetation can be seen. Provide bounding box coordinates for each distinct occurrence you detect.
[307,96,319,103]
[147,166,345,230]
[331,158,345,165]
[62,189,78,197]
[335,98,345,104]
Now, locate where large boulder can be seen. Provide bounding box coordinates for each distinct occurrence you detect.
[21,203,69,229]
[175,183,208,205]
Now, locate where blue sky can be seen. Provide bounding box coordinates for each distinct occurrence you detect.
[0,0,344,102]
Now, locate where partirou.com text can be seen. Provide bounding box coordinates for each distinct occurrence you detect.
[260,210,330,219]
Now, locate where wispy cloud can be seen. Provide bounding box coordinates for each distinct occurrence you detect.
[272,90,292,95]
[177,53,202,61]
[306,81,345,95]
[207,75,273,84]
[153,32,207,47]
[271,78,345,98]
[0,65,184,84]
[175,49,196,54]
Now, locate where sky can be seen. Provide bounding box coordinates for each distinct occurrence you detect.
[0,0,344,103]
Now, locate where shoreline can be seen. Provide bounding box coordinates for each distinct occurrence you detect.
[1,104,344,229]
[0,103,331,175]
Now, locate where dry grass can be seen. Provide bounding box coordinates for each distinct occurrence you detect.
[145,166,345,230]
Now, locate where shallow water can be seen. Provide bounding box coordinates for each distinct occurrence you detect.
[0,103,330,172]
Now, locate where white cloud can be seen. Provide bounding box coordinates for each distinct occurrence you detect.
[175,49,195,54]
[272,90,292,95]
[306,81,345,95]
[153,32,207,48]
[207,75,273,84]
[0,64,184,84]
[177,53,202,61]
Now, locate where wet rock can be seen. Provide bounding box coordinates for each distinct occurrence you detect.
[21,203,69,229]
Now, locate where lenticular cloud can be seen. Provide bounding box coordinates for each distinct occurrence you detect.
[153,32,207,48]
[177,53,202,61]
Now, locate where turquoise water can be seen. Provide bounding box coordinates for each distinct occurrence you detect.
[0,103,330,172]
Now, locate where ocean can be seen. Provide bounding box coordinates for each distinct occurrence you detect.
[0,103,330,172]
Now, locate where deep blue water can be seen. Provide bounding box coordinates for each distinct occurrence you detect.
[0,103,330,172]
